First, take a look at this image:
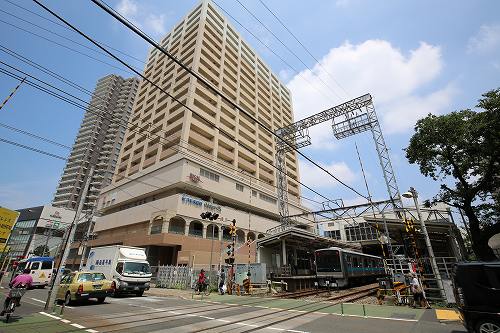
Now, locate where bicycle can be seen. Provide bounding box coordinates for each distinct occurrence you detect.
[194,280,211,296]
[3,286,26,323]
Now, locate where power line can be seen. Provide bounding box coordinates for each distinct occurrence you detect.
[257,0,350,98]
[0,18,134,75]
[78,0,369,200]
[211,0,336,105]
[0,122,71,149]
[0,137,67,160]
[232,0,344,102]
[0,61,329,212]
[0,0,146,65]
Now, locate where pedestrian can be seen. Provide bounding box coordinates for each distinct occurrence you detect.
[410,273,430,308]
[219,268,225,295]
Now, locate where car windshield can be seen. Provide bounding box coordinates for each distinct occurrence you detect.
[123,262,151,275]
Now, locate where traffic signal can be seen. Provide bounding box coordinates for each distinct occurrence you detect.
[225,257,235,264]
[226,243,233,256]
[200,212,219,220]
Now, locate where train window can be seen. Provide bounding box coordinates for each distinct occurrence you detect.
[315,250,341,272]
[352,257,359,268]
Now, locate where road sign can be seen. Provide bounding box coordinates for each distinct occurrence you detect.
[0,207,19,242]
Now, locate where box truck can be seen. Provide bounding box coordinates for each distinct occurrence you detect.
[87,245,151,296]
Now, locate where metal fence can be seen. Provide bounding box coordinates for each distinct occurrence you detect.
[155,265,192,289]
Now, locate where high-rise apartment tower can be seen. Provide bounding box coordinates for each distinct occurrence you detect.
[53,74,139,211]
[91,1,310,267]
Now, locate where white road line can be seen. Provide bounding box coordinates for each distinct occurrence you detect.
[267,328,285,331]
[30,297,46,304]
[216,319,230,323]
[39,312,61,320]
[255,305,269,308]
[86,329,99,333]
[71,323,86,329]
[199,315,215,320]
[61,319,71,323]
[287,330,309,333]
[237,323,258,327]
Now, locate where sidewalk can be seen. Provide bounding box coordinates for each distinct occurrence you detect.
[145,287,194,299]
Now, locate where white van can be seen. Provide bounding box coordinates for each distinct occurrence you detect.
[15,257,55,288]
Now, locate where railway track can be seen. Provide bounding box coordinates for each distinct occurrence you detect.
[274,283,378,302]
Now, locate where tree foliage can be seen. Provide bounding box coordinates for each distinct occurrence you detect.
[405,88,500,260]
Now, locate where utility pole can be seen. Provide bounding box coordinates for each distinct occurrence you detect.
[45,166,95,311]
[0,77,26,111]
[78,210,96,271]
[403,187,445,300]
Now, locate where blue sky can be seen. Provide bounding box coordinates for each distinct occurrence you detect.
[0,0,499,213]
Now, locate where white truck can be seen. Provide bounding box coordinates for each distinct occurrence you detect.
[87,245,151,296]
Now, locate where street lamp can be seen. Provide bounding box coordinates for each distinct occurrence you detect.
[402,187,445,300]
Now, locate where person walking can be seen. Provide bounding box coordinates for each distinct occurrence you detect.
[219,268,225,295]
[410,273,431,308]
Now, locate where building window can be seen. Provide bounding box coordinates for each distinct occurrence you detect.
[325,230,341,240]
[236,183,244,192]
[200,168,219,182]
[259,193,276,204]
[252,190,257,197]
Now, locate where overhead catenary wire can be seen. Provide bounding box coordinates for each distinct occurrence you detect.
[232,0,344,102]
[256,0,350,98]
[62,0,369,201]
[0,61,327,217]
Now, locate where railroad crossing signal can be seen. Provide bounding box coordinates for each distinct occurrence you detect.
[200,211,219,220]
[404,218,416,233]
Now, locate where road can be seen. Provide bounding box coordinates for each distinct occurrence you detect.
[0,287,467,333]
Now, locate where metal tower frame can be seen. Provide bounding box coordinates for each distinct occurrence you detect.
[275,94,402,224]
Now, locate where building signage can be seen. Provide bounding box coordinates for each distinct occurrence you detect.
[181,194,221,213]
[188,173,201,183]
[0,207,20,242]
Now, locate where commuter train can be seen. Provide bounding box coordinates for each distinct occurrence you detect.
[315,247,385,287]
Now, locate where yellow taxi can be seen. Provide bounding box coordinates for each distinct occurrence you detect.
[57,271,115,305]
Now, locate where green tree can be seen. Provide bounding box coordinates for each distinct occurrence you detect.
[405,88,500,261]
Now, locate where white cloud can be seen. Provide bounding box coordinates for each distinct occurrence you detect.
[298,159,356,189]
[116,0,138,17]
[115,0,169,38]
[335,0,352,7]
[467,24,500,54]
[287,40,454,139]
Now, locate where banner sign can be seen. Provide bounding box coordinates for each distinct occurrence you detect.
[0,207,19,243]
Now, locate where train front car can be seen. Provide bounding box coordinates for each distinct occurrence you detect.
[315,248,349,287]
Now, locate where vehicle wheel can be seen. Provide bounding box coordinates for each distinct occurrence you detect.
[97,297,106,304]
[64,292,72,306]
[135,291,144,297]
[476,320,500,333]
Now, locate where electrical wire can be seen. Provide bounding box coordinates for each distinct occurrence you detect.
[211,0,336,105]
[232,0,344,102]
[0,136,66,160]
[0,62,326,216]
[0,122,71,149]
[0,0,145,65]
[257,0,350,98]
[75,0,369,200]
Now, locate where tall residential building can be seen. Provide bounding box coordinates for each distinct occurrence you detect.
[53,74,139,211]
[89,1,310,268]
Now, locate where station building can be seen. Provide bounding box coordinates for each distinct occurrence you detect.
[85,0,314,269]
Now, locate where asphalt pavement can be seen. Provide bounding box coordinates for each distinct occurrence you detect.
[0,286,467,333]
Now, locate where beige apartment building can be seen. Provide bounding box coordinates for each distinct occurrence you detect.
[89,0,311,268]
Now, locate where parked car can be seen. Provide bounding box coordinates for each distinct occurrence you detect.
[57,271,115,305]
[452,262,500,333]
